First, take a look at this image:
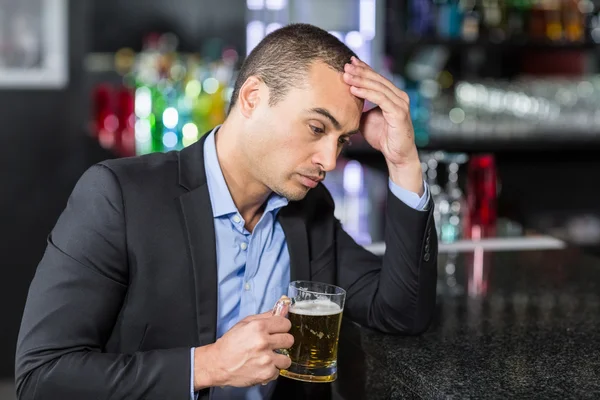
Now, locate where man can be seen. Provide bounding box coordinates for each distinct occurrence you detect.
[15,23,437,400]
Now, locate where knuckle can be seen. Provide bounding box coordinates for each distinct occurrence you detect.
[260,354,272,366]
[259,373,270,382]
[254,320,267,332]
[255,336,268,349]
[260,370,274,381]
[247,321,259,333]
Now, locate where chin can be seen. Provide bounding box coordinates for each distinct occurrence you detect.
[286,192,309,202]
[274,184,310,202]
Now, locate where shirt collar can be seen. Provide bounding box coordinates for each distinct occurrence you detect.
[203,126,288,219]
[264,192,289,214]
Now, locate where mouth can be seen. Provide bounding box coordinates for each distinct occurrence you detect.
[298,174,323,189]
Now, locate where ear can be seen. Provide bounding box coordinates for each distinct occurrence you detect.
[237,76,264,118]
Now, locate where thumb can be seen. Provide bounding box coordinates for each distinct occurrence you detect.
[271,295,292,317]
[243,296,292,323]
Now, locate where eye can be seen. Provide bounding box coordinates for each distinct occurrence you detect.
[310,125,325,135]
[338,136,351,145]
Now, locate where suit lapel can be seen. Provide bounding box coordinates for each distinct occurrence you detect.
[175,131,313,345]
[279,206,311,282]
[177,134,218,345]
[179,185,218,345]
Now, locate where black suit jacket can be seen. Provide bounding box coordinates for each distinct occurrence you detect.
[15,134,437,400]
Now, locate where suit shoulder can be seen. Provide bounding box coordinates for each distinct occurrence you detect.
[99,150,178,174]
[97,151,179,184]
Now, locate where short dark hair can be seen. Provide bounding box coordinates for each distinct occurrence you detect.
[228,23,357,113]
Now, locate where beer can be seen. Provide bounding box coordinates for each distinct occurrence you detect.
[280,299,343,382]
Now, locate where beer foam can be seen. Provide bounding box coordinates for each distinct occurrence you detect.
[290,299,342,316]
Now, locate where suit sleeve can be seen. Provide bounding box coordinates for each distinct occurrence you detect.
[15,164,190,400]
[335,188,438,335]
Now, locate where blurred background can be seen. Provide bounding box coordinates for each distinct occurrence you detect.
[1,0,600,393]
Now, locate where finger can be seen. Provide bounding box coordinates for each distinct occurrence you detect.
[265,315,292,334]
[348,58,410,104]
[350,57,407,100]
[273,353,293,371]
[349,86,404,118]
[343,71,405,109]
[269,365,282,382]
[271,295,291,317]
[243,310,276,323]
[258,365,281,386]
[269,333,294,350]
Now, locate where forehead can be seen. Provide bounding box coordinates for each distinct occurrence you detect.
[292,62,363,127]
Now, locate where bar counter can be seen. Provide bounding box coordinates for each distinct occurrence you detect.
[277,245,600,399]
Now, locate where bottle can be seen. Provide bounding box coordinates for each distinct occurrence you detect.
[545,0,564,41]
[461,0,482,41]
[467,154,498,230]
[563,0,585,42]
[409,0,435,36]
[482,0,508,41]
[506,0,528,40]
[582,0,598,43]
[436,0,464,38]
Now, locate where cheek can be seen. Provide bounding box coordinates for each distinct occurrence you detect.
[283,135,314,164]
[269,126,306,153]
[253,121,314,171]
[266,144,309,177]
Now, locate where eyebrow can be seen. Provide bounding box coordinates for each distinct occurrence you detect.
[308,107,360,136]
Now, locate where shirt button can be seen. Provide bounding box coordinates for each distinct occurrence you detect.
[232,215,241,223]
[244,282,251,291]
[240,242,248,251]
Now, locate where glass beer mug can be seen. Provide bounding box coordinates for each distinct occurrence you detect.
[272,281,346,383]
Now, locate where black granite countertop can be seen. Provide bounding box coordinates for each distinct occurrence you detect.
[327,248,600,399]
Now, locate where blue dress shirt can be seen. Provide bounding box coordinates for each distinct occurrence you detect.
[191,127,429,399]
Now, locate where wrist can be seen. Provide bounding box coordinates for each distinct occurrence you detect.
[194,344,224,390]
[387,156,424,196]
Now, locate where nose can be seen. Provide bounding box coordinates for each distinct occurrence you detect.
[312,139,339,173]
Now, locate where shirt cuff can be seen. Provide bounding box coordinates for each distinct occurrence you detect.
[190,347,198,400]
[388,179,430,211]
